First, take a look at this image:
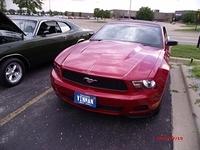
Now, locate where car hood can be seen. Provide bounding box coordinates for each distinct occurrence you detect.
[0,12,25,35]
[61,40,162,80]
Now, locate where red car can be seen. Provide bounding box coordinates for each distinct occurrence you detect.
[51,20,177,117]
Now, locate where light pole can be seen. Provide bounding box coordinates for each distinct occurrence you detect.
[128,0,132,19]
[49,0,51,11]
[49,0,51,15]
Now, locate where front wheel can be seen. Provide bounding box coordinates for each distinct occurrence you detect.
[0,58,25,87]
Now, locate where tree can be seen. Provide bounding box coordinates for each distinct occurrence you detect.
[196,11,200,31]
[94,8,100,18]
[13,0,43,15]
[136,7,154,21]
[99,9,104,18]
[0,0,6,12]
[94,8,110,20]
[52,11,59,16]
[104,10,111,18]
[182,11,196,24]
[79,12,82,17]
[47,10,52,16]
[41,10,45,16]
[64,11,68,16]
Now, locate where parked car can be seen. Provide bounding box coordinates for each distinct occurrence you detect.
[0,12,94,87]
[51,20,178,117]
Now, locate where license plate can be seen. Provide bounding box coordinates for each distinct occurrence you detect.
[74,92,96,108]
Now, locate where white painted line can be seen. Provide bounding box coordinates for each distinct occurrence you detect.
[0,88,53,127]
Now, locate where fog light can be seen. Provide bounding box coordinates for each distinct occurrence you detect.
[134,105,148,111]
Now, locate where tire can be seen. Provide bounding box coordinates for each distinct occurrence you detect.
[0,58,25,87]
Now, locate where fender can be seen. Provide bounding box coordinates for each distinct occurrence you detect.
[0,53,30,68]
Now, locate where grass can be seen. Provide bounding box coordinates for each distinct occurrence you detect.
[176,24,200,32]
[181,24,198,27]
[171,44,200,59]
[175,28,200,32]
[192,65,200,78]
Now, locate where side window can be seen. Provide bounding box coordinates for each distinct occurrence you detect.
[57,22,71,33]
[37,22,48,36]
[37,21,62,36]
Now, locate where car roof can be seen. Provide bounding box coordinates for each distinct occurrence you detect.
[8,15,70,22]
[108,20,162,28]
[8,15,81,30]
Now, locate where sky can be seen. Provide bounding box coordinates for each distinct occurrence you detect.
[6,0,200,13]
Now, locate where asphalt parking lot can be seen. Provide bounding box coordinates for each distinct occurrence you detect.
[0,19,197,150]
[0,64,172,150]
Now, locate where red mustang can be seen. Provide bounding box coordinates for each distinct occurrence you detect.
[51,20,177,117]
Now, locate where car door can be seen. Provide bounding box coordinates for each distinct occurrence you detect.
[57,21,94,52]
[21,21,66,66]
[55,21,78,54]
[57,21,84,51]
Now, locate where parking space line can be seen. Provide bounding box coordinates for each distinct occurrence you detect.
[0,88,53,127]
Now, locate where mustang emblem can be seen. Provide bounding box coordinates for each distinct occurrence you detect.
[83,77,98,84]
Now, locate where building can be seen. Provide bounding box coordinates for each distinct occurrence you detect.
[175,10,197,21]
[175,10,195,16]
[68,12,93,18]
[154,11,174,22]
[110,9,174,22]
[110,9,137,19]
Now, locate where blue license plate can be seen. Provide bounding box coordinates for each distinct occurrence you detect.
[74,92,96,108]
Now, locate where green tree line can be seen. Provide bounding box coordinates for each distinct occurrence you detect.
[94,8,111,20]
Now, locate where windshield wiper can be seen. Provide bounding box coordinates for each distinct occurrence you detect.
[131,41,155,47]
[90,39,103,41]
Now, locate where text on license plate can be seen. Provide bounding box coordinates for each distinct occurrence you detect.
[74,92,96,108]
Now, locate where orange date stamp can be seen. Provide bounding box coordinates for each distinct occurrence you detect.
[155,135,183,141]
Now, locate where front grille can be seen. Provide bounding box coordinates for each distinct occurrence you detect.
[62,69,128,91]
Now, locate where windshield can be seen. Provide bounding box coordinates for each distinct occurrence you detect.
[12,19,37,36]
[91,24,163,48]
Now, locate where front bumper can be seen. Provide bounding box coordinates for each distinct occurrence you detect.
[51,69,163,117]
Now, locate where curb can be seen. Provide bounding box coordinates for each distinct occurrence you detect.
[180,65,200,143]
[170,57,200,65]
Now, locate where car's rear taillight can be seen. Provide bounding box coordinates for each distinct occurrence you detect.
[53,62,62,77]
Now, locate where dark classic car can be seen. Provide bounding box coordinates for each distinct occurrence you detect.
[0,12,93,87]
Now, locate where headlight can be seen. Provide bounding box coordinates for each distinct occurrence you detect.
[142,80,156,88]
[132,80,156,89]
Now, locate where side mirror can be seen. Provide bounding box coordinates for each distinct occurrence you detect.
[77,38,85,43]
[89,31,94,36]
[167,40,178,46]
